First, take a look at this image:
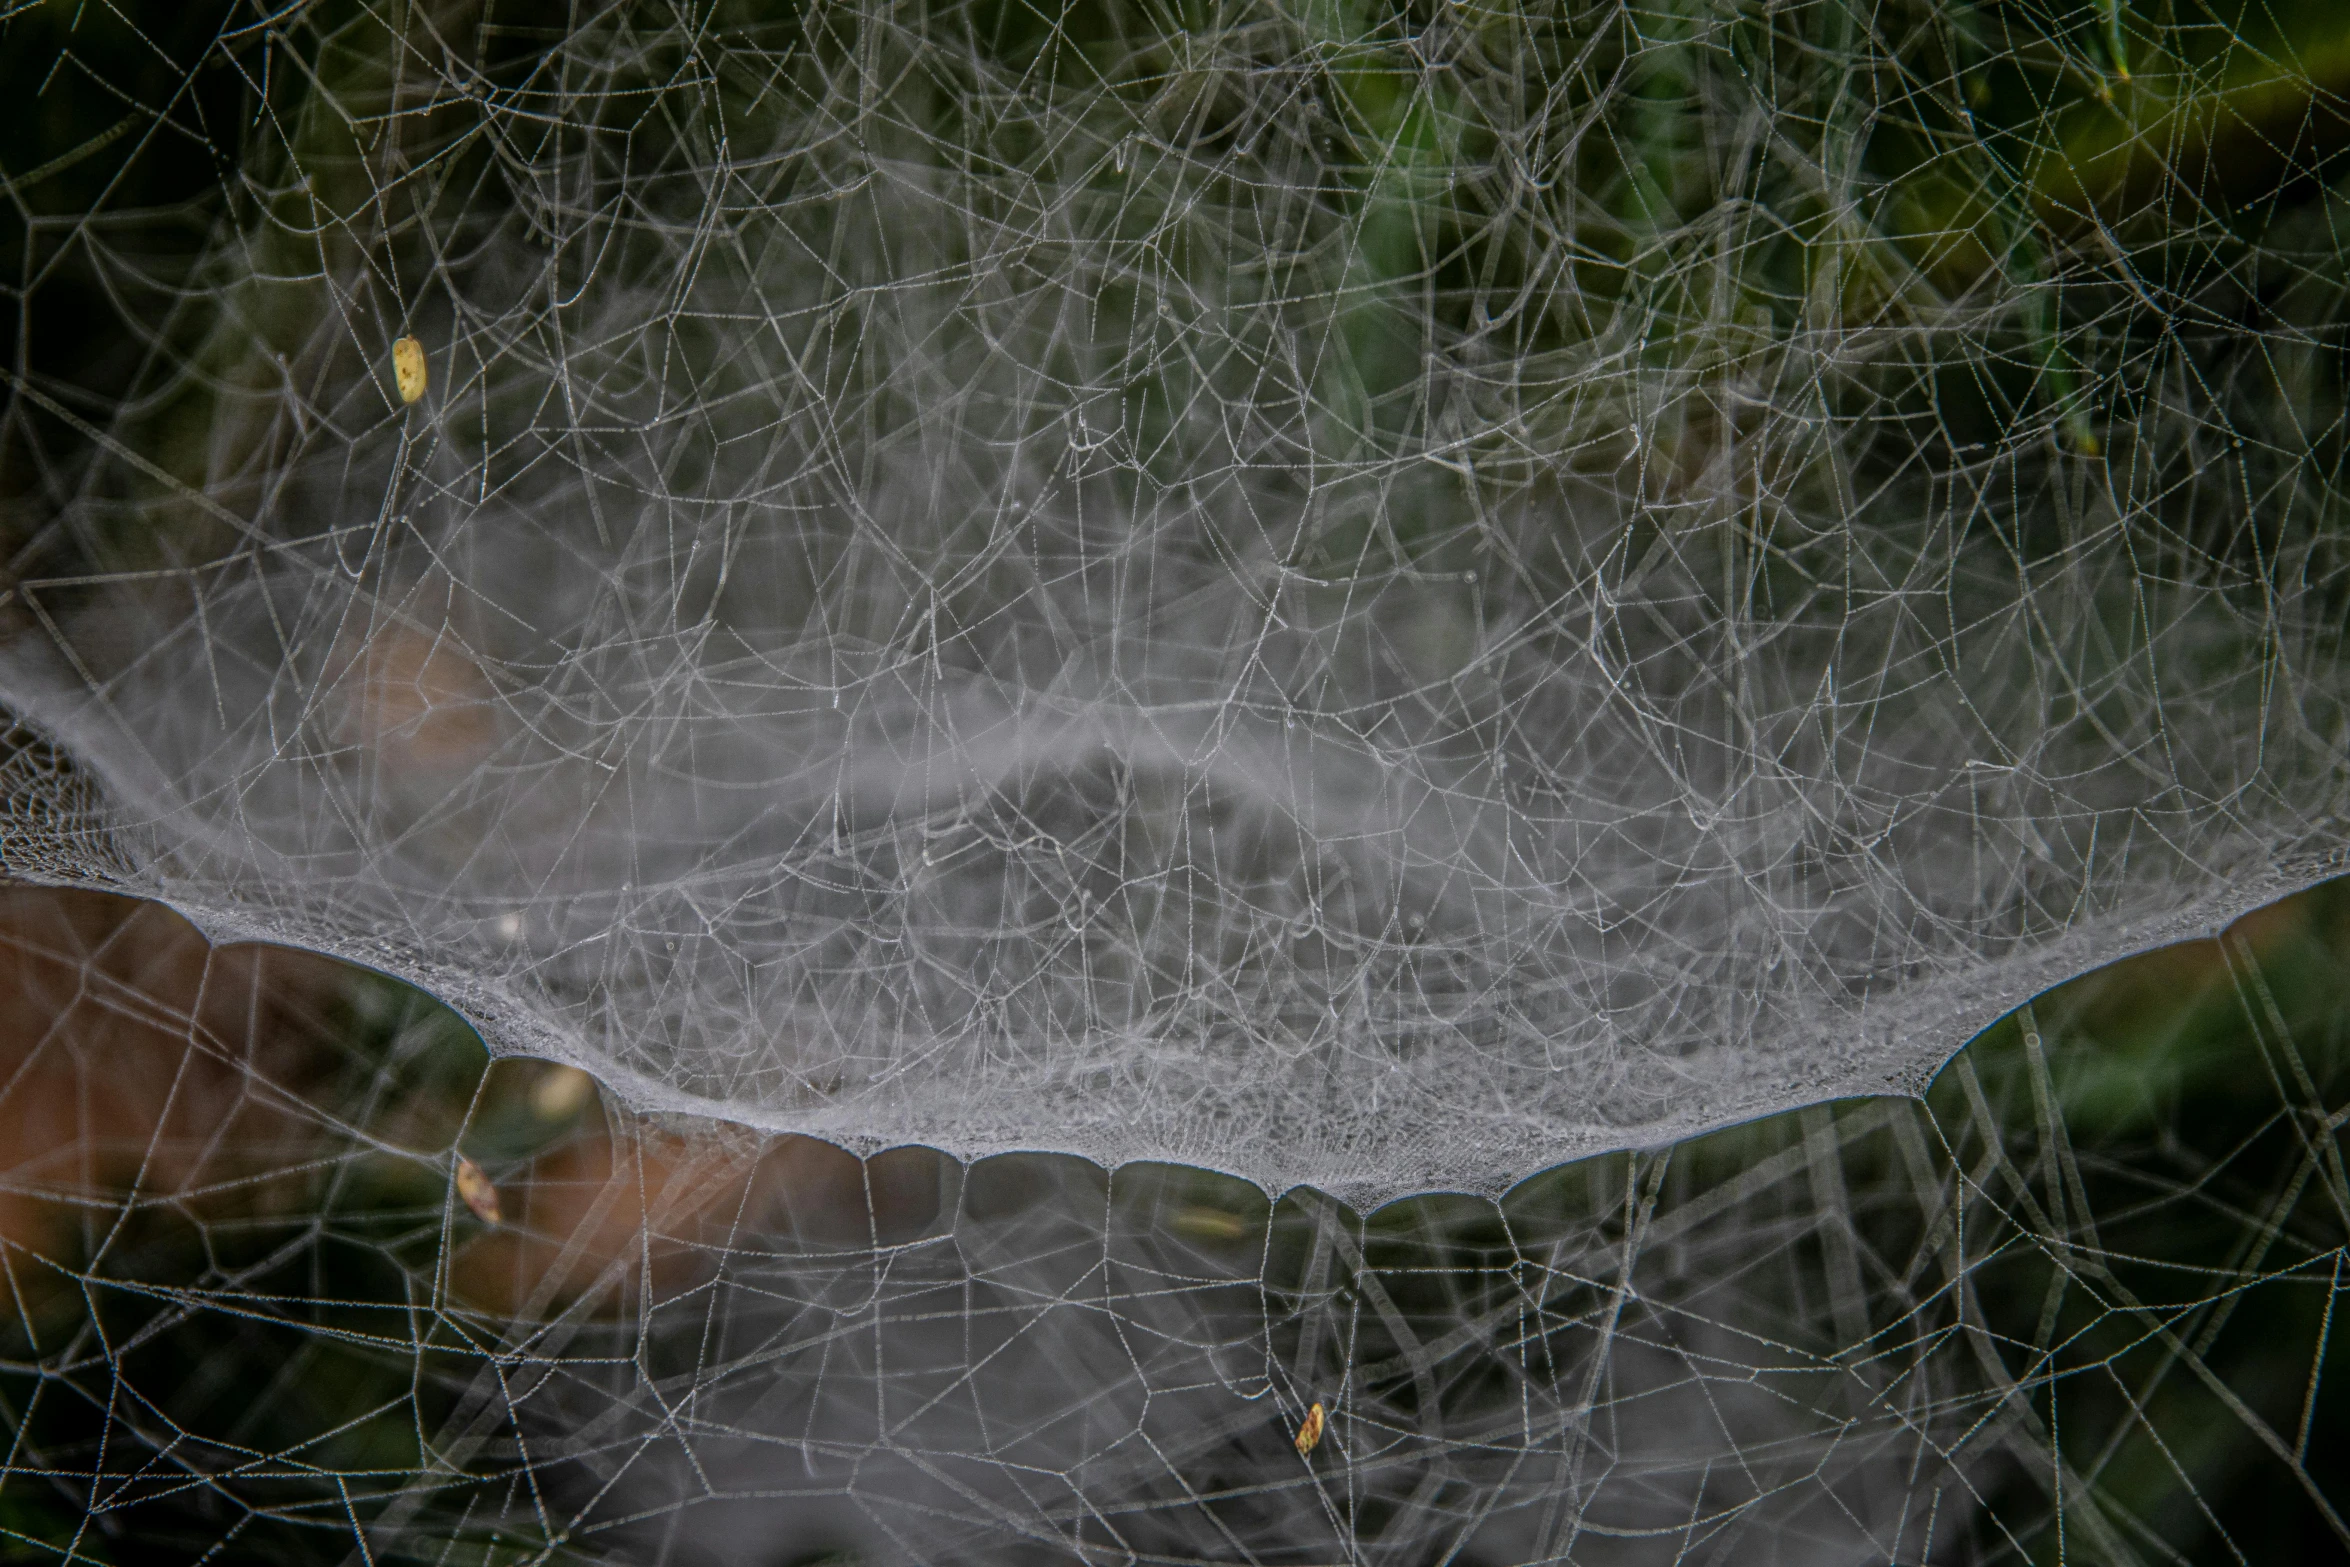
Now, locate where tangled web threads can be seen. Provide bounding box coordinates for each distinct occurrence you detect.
[0,885,2344,1561]
[0,0,2347,1194]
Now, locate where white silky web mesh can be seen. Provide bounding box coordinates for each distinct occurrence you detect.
[0,884,2343,1563]
[9,1,2350,1555]
[1,0,2347,1198]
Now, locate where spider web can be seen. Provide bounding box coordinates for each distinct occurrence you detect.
[3,0,2349,1195]
[3,3,2345,1553]
[0,882,2343,1563]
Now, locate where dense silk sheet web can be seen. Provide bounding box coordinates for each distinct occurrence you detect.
[3,0,2349,1193]
[9,2,2350,1555]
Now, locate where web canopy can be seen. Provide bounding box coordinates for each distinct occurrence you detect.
[2,0,2347,1195]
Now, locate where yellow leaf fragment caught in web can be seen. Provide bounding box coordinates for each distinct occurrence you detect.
[1293,1401,1324,1457]
[393,336,428,404]
[454,1154,501,1226]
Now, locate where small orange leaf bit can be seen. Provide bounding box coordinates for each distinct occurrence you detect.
[454,1154,502,1226]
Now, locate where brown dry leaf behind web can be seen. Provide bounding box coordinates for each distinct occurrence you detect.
[0,886,938,1327]
[443,1113,950,1320]
[327,619,499,773]
[0,889,365,1271]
